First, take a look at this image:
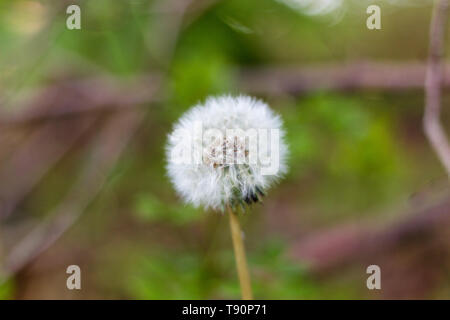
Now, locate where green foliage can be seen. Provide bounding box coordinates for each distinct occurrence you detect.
[127,252,207,299]
[125,239,319,299]
[134,193,201,225]
[283,94,408,214]
[0,279,14,300]
[235,239,319,299]
[171,56,234,108]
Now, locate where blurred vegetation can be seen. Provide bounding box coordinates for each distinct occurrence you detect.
[0,0,449,299]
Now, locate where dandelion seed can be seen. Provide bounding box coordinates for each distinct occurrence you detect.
[166,94,288,211]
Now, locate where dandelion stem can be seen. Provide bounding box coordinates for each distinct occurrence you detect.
[227,205,253,300]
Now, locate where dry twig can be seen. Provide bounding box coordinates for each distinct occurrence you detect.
[291,195,450,272]
[424,0,450,176]
[241,62,450,95]
[2,110,142,277]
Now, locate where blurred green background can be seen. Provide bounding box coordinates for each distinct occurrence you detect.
[0,0,449,299]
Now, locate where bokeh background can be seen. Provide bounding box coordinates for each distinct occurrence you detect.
[0,0,450,299]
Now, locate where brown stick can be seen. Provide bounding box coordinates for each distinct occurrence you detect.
[240,62,450,95]
[2,110,143,276]
[0,75,161,127]
[227,205,253,300]
[0,118,97,220]
[290,194,450,272]
[424,0,450,177]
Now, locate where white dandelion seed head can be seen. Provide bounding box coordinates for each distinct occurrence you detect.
[166,95,288,211]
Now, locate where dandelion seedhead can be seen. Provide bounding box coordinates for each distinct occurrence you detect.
[166,95,288,211]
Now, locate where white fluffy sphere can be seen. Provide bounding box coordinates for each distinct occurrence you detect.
[166,95,288,211]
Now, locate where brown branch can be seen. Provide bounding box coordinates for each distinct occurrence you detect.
[424,0,450,177]
[240,62,450,95]
[0,75,161,127]
[290,195,450,272]
[0,118,97,220]
[1,110,143,277]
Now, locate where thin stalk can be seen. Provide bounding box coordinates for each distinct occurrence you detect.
[227,205,253,300]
